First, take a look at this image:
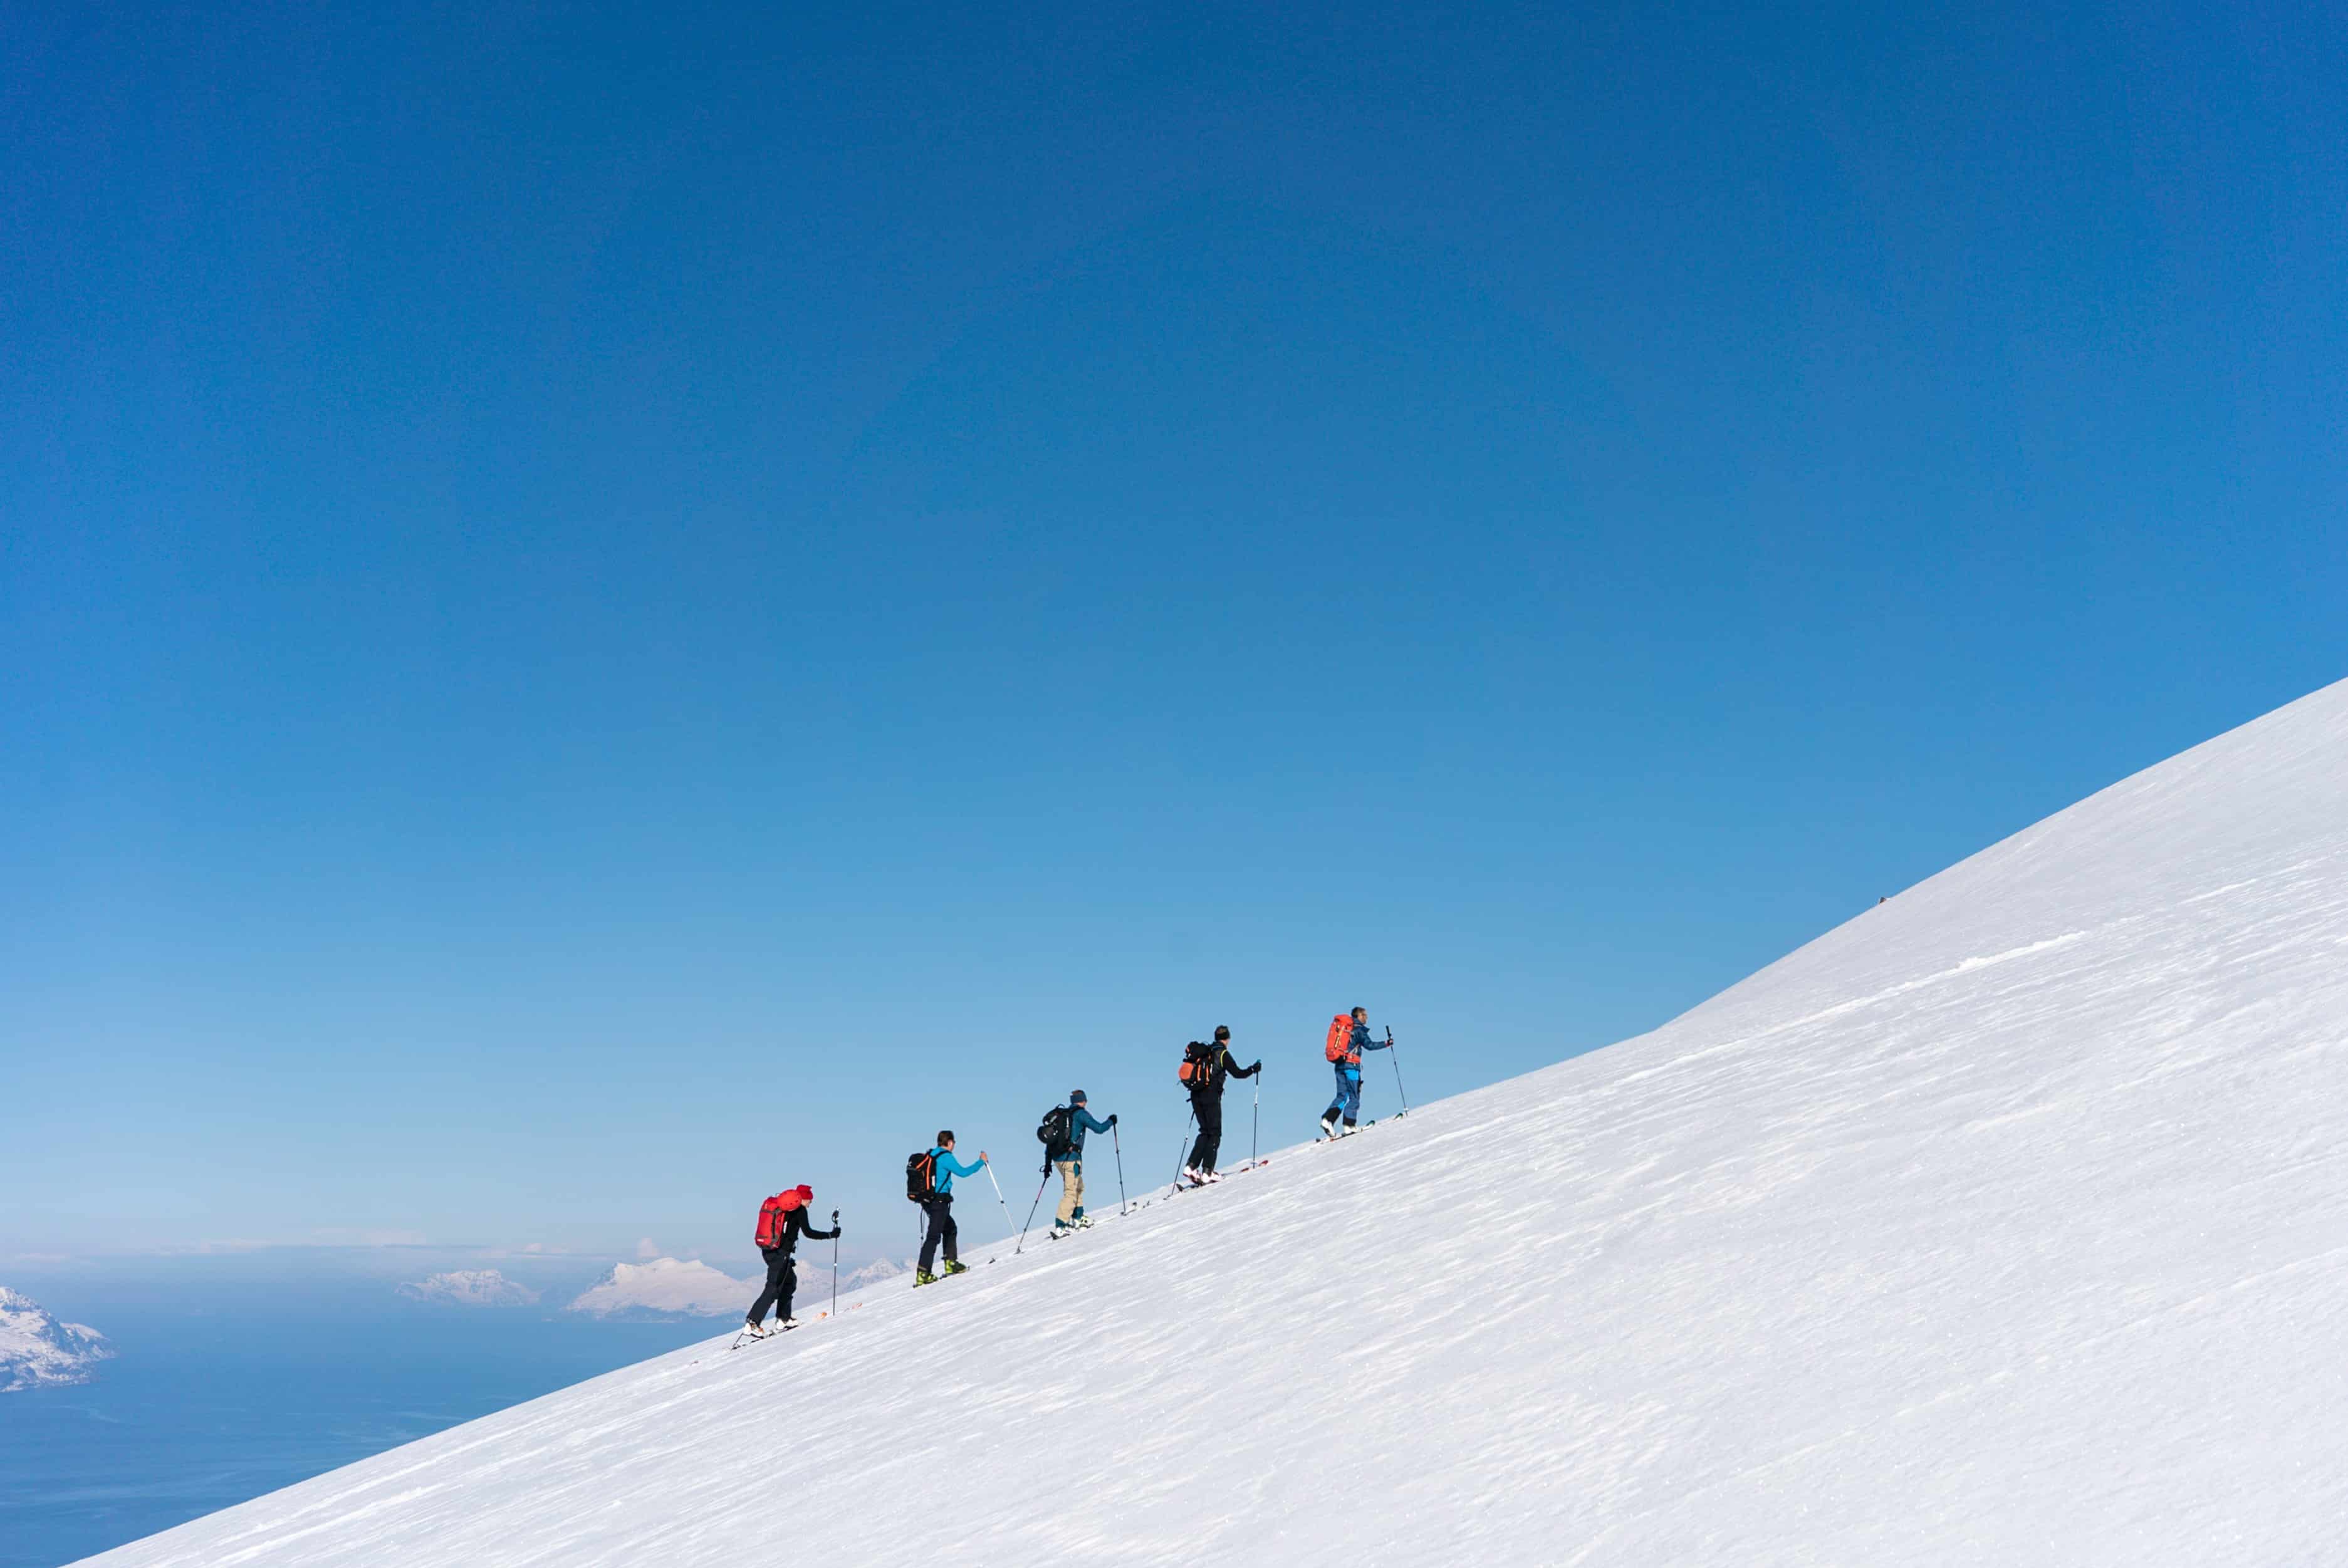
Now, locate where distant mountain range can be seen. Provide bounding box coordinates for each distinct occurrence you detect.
[834,1257,911,1295]
[563,1256,916,1319]
[566,1259,756,1319]
[0,1286,115,1392]
[399,1270,542,1307]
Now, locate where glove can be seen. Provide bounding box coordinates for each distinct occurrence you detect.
[1251,1061,1263,1074]
[1105,1114,1119,1128]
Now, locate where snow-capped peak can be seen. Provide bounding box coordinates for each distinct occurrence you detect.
[565,1258,754,1319]
[834,1257,911,1294]
[399,1270,541,1308]
[0,1285,115,1393]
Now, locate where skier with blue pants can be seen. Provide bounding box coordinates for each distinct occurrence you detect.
[1319,1006,1390,1138]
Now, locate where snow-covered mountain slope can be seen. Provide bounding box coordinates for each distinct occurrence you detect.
[78,680,2348,1565]
[0,1287,113,1392]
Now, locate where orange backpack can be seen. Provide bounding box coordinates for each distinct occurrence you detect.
[1324,1014,1356,1064]
[1177,1040,1217,1089]
[753,1189,804,1249]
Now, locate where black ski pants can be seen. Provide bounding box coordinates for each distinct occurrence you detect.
[746,1249,803,1324]
[748,1247,796,1326]
[1187,1092,1224,1174]
[917,1195,957,1274]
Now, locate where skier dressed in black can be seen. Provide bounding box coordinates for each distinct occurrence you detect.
[1182,1025,1261,1185]
[744,1185,839,1337]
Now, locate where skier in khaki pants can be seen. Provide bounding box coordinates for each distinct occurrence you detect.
[1050,1090,1116,1235]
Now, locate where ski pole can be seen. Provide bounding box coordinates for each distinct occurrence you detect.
[1251,1071,1260,1167]
[1387,1025,1409,1114]
[1016,1170,1050,1254]
[1112,1123,1128,1215]
[1171,1109,1194,1192]
[984,1163,1017,1253]
[830,1210,840,1319]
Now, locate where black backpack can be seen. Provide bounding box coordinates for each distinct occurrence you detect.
[905,1150,936,1202]
[1036,1105,1075,1169]
[1178,1039,1219,1093]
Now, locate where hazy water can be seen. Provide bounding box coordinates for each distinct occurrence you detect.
[0,1286,715,1568]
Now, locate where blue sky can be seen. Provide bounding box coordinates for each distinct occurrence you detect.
[6,1,2342,1272]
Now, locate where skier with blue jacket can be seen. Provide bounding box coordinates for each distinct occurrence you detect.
[914,1132,988,1287]
[1318,1006,1391,1138]
[1049,1091,1117,1235]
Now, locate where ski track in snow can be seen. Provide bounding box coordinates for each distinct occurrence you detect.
[75,679,2348,1566]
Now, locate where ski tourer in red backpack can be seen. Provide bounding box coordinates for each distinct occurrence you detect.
[744,1184,840,1336]
[1318,1005,1390,1137]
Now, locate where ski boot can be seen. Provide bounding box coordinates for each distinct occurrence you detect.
[940,1259,970,1277]
[914,1270,937,1288]
[1318,1113,1340,1138]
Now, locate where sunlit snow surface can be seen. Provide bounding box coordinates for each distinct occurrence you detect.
[78,681,2348,1564]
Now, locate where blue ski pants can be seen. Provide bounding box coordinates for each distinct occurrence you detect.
[1325,1065,1364,1121]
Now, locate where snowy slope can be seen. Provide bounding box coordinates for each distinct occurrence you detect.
[78,680,2348,1565]
[0,1287,113,1392]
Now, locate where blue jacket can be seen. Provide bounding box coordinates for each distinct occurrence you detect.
[929,1147,985,1194]
[1338,1022,1390,1076]
[1061,1105,1112,1161]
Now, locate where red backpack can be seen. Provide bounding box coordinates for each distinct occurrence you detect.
[1324,1014,1356,1064]
[753,1189,805,1249]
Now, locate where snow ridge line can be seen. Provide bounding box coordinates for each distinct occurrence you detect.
[1615,928,2101,1087]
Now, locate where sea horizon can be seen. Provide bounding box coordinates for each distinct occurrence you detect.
[1,1274,722,1568]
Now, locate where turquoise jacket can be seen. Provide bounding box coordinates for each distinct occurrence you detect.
[929,1147,986,1194]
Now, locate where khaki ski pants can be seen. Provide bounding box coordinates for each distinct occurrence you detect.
[1054,1157,1085,1223]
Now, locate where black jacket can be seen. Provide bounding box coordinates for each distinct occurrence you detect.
[764,1207,840,1257]
[1188,1045,1261,1100]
